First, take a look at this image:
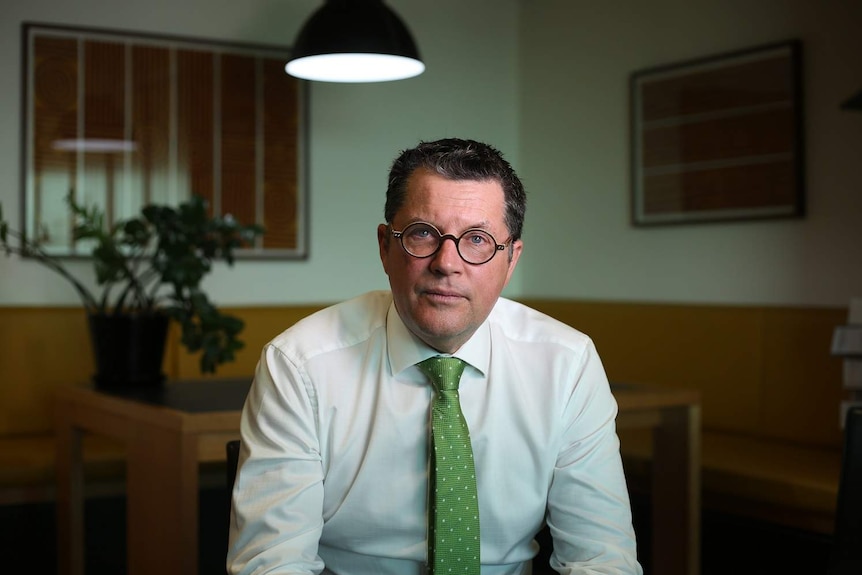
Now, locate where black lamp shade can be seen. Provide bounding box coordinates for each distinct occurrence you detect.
[286,0,424,83]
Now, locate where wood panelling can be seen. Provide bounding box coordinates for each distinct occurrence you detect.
[760,307,848,447]
[173,304,327,379]
[0,301,846,449]
[520,299,845,447]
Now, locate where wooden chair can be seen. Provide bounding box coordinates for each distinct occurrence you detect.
[226,439,241,492]
[225,439,241,575]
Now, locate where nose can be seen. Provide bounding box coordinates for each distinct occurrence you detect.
[429,234,462,273]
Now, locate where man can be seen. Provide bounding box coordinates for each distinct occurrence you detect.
[228,138,642,574]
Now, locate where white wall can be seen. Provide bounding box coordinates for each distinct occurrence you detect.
[520,0,862,307]
[3,0,859,309]
[0,0,521,306]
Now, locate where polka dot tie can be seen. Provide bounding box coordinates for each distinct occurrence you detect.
[417,356,480,575]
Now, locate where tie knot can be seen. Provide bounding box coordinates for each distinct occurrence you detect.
[417,356,467,392]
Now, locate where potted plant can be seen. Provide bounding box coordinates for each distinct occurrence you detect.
[0,193,264,390]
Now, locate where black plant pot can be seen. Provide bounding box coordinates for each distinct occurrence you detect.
[87,312,169,390]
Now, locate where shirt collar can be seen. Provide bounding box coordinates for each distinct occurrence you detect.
[386,300,491,379]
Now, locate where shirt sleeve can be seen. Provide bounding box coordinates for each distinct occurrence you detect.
[227,343,326,575]
[546,341,644,575]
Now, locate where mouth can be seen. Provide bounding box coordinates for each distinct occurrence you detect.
[421,289,465,304]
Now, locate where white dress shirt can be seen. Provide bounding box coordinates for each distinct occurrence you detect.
[228,291,642,575]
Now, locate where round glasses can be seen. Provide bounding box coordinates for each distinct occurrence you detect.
[390,221,511,265]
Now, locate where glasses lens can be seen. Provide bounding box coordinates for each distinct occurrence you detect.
[400,222,441,257]
[458,230,496,264]
[398,222,499,264]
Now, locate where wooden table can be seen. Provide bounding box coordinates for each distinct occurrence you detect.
[614,383,701,575]
[55,380,699,575]
[55,379,250,575]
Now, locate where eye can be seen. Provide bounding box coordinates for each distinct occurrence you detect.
[405,223,437,241]
[465,231,491,245]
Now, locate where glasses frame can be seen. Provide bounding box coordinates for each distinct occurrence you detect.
[389,221,512,265]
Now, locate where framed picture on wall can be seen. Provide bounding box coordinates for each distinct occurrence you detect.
[630,40,804,226]
[21,22,308,258]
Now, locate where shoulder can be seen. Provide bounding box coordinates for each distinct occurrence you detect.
[267,291,392,362]
[489,297,595,352]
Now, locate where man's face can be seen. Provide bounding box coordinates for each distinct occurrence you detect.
[378,168,523,353]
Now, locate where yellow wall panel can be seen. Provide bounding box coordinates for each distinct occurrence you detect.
[173,305,328,380]
[0,308,93,434]
[759,307,846,447]
[0,301,847,450]
[523,300,765,434]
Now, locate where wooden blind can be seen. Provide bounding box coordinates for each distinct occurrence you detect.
[25,24,306,258]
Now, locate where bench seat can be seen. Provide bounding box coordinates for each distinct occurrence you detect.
[0,435,126,504]
[0,433,231,506]
[620,429,842,534]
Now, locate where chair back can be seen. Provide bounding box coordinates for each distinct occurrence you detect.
[829,407,862,575]
[224,439,241,574]
[227,439,241,492]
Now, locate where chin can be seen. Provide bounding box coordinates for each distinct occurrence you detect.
[415,322,469,352]
[413,310,460,334]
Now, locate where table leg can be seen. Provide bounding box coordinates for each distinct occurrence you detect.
[126,424,199,575]
[55,409,84,575]
[651,404,701,575]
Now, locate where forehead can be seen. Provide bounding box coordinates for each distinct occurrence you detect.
[400,168,506,227]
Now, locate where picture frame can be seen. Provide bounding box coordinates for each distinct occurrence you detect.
[630,40,804,226]
[21,22,308,259]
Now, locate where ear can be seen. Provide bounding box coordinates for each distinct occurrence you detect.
[377,224,391,275]
[503,239,523,287]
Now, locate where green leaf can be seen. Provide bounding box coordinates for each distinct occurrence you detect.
[3,193,265,375]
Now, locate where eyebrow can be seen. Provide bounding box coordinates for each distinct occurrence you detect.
[402,218,494,232]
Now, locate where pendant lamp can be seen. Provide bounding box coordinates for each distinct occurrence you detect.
[285,0,424,83]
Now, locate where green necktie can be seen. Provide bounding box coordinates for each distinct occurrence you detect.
[417,356,481,575]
